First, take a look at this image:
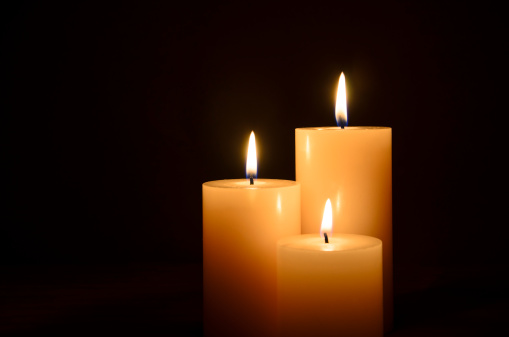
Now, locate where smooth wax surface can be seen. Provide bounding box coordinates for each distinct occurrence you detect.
[295,126,393,331]
[277,234,383,337]
[203,179,300,337]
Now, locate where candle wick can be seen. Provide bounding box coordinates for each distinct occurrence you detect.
[250,174,254,185]
[336,118,348,129]
[324,232,329,243]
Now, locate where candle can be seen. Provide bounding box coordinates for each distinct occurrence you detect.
[277,199,383,337]
[203,131,301,337]
[295,73,393,331]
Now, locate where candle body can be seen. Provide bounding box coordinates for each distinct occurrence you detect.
[203,179,300,337]
[295,127,392,331]
[277,234,383,337]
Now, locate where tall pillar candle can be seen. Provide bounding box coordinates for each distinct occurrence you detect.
[203,132,301,337]
[295,73,393,330]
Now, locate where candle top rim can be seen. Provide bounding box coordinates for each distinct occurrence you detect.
[203,179,299,189]
[278,233,381,252]
[296,126,391,131]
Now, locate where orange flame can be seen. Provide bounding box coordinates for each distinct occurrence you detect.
[335,72,347,127]
[246,131,257,178]
[320,199,333,239]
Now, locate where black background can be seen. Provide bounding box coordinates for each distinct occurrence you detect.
[2,1,507,336]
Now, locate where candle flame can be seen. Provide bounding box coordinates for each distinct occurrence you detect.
[246,131,257,178]
[320,199,333,239]
[335,72,347,127]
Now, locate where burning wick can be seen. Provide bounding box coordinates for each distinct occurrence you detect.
[321,199,332,244]
[338,119,346,129]
[335,72,347,129]
[246,131,257,185]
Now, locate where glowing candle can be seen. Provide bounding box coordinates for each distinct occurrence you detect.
[277,199,383,337]
[295,73,393,331]
[203,131,301,337]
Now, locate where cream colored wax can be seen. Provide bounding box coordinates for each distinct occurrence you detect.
[295,126,392,330]
[203,179,300,337]
[277,233,383,337]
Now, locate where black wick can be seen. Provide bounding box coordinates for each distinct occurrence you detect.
[324,232,329,243]
[338,119,346,129]
[250,174,254,185]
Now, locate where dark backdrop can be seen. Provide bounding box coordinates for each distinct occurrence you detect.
[2,1,507,335]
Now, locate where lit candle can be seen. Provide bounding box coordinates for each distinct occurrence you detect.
[295,73,393,331]
[203,131,301,337]
[277,199,383,337]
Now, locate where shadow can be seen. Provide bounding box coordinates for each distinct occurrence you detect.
[390,264,509,336]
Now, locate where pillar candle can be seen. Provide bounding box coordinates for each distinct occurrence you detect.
[203,132,301,337]
[277,200,383,337]
[295,73,393,330]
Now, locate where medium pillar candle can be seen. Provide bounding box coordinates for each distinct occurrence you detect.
[203,179,300,337]
[296,74,392,330]
[277,233,383,337]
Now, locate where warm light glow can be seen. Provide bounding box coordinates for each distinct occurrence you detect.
[335,72,347,127]
[246,131,257,178]
[320,199,333,239]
